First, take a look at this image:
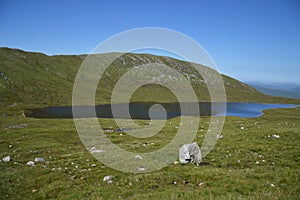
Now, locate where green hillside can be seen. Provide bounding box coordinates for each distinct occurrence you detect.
[0,47,298,112]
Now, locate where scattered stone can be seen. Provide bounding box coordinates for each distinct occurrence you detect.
[173,161,179,165]
[5,124,27,130]
[270,183,275,187]
[2,156,11,162]
[107,180,113,184]
[255,161,259,164]
[138,167,145,172]
[198,182,205,186]
[172,181,177,185]
[179,142,202,164]
[32,189,37,193]
[216,134,223,139]
[268,134,280,139]
[9,144,13,148]
[134,155,142,160]
[34,157,45,162]
[91,163,96,167]
[103,175,114,182]
[90,147,106,153]
[27,161,35,166]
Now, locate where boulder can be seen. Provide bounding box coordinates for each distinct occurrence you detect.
[179,142,202,164]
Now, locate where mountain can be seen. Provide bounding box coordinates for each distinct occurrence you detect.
[246,81,300,100]
[0,47,298,110]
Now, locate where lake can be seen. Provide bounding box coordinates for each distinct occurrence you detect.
[25,102,299,119]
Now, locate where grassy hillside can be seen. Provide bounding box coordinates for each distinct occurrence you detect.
[1,47,298,113]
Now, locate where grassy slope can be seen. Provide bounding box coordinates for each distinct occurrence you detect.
[1,47,298,112]
[0,47,299,199]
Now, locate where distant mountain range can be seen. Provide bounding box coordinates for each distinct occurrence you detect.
[246,81,300,100]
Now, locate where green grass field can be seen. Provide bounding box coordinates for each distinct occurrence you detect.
[0,106,299,199]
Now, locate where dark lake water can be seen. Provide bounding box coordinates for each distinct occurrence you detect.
[25,102,299,119]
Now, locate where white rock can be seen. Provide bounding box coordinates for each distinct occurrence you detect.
[179,142,202,164]
[138,167,145,172]
[198,182,205,186]
[90,147,106,153]
[103,175,114,182]
[271,134,280,139]
[2,156,11,162]
[34,157,45,162]
[27,161,35,166]
[134,155,143,160]
[216,134,224,139]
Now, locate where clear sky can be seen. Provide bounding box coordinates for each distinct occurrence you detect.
[1,0,300,83]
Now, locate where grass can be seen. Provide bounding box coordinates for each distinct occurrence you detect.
[0,107,299,199]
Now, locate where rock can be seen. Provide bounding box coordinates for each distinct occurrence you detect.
[138,167,145,172]
[90,147,106,153]
[134,155,143,160]
[216,134,224,139]
[27,161,35,166]
[179,142,202,164]
[198,182,205,186]
[2,156,11,162]
[103,175,114,182]
[34,157,45,162]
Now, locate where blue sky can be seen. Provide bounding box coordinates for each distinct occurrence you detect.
[1,0,300,83]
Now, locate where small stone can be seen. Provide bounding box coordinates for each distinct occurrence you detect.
[34,157,45,162]
[91,164,96,167]
[198,182,205,186]
[134,155,142,160]
[103,175,114,182]
[173,161,179,165]
[27,161,35,166]
[270,183,275,187]
[241,126,245,130]
[255,161,259,164]
[271,134,280,139]
[2,156,11,162]
[216,134,224,139]
[138,167,145,172]
[90,147,106,153]
[108,180,113,184]
[32,189,37,193]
